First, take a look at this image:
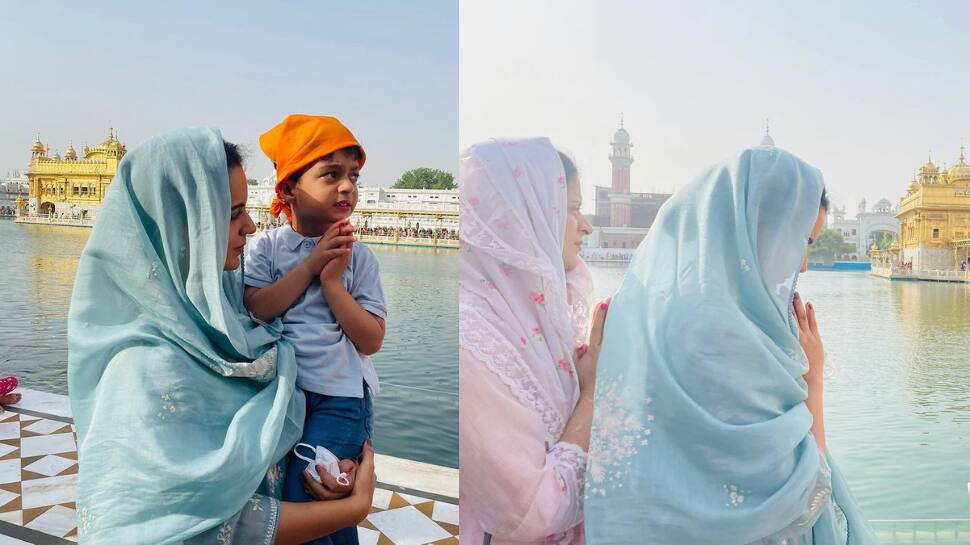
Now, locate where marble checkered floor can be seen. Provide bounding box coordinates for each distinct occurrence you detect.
[0,389,459,545]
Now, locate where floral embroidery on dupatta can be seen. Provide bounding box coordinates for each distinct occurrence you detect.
[587,378,653,497]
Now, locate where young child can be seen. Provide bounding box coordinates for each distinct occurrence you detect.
[243,114,386,545]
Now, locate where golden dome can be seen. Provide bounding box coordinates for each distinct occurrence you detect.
[908,177,920,194]
[919,156,939,176]
[949,145,970,182]
[92,128,127,157]
[890,239,899,250]
[31,137,44,154]
[65,144,77,161]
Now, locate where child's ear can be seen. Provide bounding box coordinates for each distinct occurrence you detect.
[279,180,296,203]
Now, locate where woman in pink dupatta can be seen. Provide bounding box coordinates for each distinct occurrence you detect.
[459,138,610,545]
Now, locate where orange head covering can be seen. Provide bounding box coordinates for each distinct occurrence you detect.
[259,114,366,220]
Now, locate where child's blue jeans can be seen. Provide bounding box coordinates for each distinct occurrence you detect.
[282,386,373,545]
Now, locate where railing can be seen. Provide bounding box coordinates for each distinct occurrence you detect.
[581,248,635,263]
[920,269,970,280]
[354,203,459,214]
[871,265,970,282]
[358,234,459,248]
[871,519,970,544]
[14,215,94,227]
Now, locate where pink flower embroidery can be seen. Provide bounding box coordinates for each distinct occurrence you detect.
[499,263,513,277]
[557,358,574,378]
[531,326,544,341]
[557,175,566,186]
[529,291,545,304]
[482,279,496,289]
[519,337,527,346]
[512,165,524,179]
[468,196,480,207]
[494,219,506,229]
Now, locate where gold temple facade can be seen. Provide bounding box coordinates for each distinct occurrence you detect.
[20,129,126,220]
[880,146,970,274]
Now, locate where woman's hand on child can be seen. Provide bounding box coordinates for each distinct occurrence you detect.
[576,297,611,400]
[349,441,377,517]
[792,292,824,384]
[302,459,357,501]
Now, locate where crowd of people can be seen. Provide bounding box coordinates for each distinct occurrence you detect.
[357,226,458,240]
[250,222,458,241]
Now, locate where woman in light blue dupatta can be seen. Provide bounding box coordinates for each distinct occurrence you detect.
[584,147,879,544]
[68,128,375,544]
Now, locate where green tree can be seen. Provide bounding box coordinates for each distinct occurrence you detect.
[878,232,895,250]
[393,168,455,190]
[808,228,856,261]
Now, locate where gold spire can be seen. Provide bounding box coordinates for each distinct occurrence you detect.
[31,134,44,154]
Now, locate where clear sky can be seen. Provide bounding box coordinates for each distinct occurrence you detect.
[461,0,970,217]
[1,0,457,186]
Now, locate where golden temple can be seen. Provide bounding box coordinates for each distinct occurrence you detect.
[17,129,126,221]
[872,145,970,281]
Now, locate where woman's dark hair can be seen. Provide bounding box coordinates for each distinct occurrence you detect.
[558,151,579,183]
[820,187,829,210]
[224,140,244,171]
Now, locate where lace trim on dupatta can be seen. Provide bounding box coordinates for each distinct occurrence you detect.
[461,303,567,444]
[461,203,575,346]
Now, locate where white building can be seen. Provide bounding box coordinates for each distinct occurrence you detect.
[358,187,459,208]
[354,187,459,233]
[0,171,29,212]
[246,180,459,235]
[829,198,899,259]
[248,176,277,207]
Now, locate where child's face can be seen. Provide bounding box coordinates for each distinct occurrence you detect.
[283,149,360,225]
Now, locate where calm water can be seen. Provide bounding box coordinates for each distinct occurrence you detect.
[589,263,970,520]
[0,221,458,468]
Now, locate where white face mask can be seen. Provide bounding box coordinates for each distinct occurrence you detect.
[294,443,351,486]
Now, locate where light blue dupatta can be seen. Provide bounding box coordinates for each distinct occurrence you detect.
[67,128,304,543]
[584,147,878,544]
